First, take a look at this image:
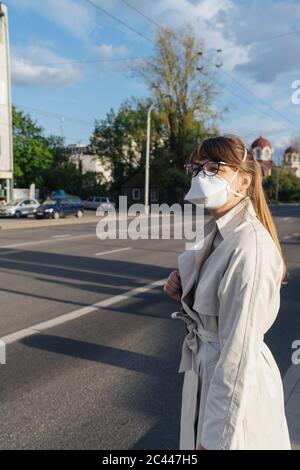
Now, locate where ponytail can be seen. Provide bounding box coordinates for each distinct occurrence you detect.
[250,160,288,286]
[194,134,288,285]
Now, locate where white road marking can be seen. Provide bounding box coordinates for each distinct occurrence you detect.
[0,233,94,249]
[0,218,189,250]
[0,250,20,256]
[281,233,299,241]
[0,278,167,346]
[95,247,132,256]
[52,234,71,239]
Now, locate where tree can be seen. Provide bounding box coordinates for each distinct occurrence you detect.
[92,25,223,202]
[129,24,223,167]
[12,107,53,188]
[46,135,70,166]
[264,167,300,202]
[91,98,166,188]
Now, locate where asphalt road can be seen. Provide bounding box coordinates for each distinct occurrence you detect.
[0,205,299,450]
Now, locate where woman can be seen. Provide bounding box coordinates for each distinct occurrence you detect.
[164,135,291,450]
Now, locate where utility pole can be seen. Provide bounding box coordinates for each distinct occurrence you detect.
[275,155,282,202]
[60,116,65,142]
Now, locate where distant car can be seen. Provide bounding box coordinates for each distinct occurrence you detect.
[0,198,40,218]
[35,196,84,219]
[83,196,115,211]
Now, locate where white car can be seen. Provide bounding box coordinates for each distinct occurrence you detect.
[83,196,115,211]
[0,198,40,218]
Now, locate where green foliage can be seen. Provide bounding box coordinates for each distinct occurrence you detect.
[91,97,165,188]
[12,107,53,188]
[12,108,106,199]
[265,167,300,202]
[92,25,222,201]
[129,24,223,167]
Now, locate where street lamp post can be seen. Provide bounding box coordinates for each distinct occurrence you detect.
[144,95,172,215]
[144,103,154,215]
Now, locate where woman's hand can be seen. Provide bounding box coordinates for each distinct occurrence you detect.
[163,269,182,301]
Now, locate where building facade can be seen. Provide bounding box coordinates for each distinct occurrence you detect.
[0,3,13,201]
[67,144,112,183]
[251,136,273,177]
[282,146,300,178]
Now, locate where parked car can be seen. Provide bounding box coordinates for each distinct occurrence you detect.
[35,196,84,219]
[83,196,115,211]
[0,198,40,218]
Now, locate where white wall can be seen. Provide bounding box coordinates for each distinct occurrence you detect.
[0,4,13,180]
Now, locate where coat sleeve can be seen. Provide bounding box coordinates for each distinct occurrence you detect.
[200,231,283,450]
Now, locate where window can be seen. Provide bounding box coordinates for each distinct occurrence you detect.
[132,188,141,201]
[71,197,81,205]
[150,188,159,202]
[254,148,261,160]
[62,198,72,206]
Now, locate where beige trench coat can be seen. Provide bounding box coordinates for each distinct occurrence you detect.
[171,197,291,450]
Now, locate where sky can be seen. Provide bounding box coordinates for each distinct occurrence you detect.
[5,0,300,163]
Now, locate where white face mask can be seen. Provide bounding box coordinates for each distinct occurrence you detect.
[184,147,247,209]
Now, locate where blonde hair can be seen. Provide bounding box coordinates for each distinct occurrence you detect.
[189,135,288,285]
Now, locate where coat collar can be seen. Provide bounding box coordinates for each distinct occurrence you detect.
[178,197,257,313]
[211,196,257,240]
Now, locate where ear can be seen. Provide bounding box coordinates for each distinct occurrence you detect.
[239,173,252,192]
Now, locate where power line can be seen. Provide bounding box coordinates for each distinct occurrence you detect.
[201,55,298,131]
[83,0,154,44]
[204,17,300,53]
[221,28,300,52]
[88,1,298,133]
[11,8,300,70]
[218,67,298,130]
[11,56,146,68]
[220,83,289,124]
[0,103,88,145]
[119,0,161,28]
[14,104,94,127]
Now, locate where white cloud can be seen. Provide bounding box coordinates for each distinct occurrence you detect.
[11,43,82,88]
[9,0,96,41]
[8,0,300,144]
[94,44,128,60]
[211,0,300,83]
[116,0,300,85]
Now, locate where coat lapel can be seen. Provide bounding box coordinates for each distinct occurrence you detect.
[178,216,218,317]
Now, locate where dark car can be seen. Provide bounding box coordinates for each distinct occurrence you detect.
[35,196,84,219]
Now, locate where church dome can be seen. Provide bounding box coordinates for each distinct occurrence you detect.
[251,136,272,149]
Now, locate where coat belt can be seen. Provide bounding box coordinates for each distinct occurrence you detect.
[171,309,219,373]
